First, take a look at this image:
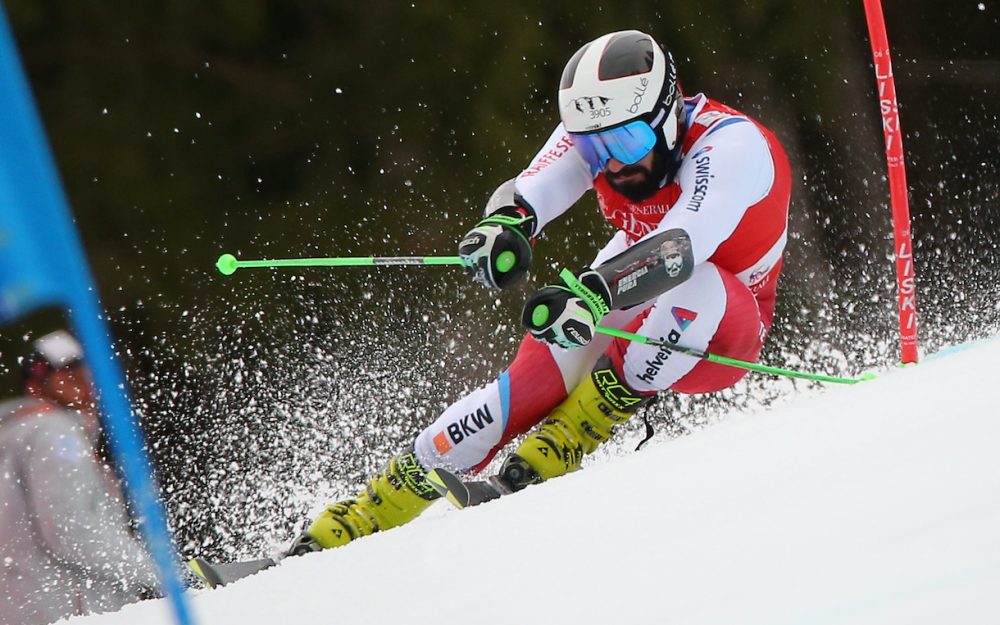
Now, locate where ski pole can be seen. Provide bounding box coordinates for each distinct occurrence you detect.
[215,253,464,276]
[595,326,874,385]
[216,253,871,384]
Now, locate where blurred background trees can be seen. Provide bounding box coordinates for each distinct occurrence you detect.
[3,0,998,558]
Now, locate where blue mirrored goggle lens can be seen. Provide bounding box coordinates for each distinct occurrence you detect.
[570,121,657,171]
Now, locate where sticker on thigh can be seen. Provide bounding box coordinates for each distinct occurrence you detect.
[621,263,729,392]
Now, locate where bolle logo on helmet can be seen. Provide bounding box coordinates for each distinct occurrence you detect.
[626,77,650,114]
[664,54,678,103]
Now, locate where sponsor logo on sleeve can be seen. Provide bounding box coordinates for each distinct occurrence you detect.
[685,147,714,212]
[520,135,575,178]
[748,264,774,294]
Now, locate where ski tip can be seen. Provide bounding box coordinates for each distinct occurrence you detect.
[189,557,224,589]
[426,468,472,509]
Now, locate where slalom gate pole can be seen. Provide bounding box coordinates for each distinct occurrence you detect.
[0,7,195,624]
[595,327,873,385]
[215,253,463,275]
[861,0,920,364]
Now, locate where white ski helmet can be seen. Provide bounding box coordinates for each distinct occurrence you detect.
[558,30,684,172]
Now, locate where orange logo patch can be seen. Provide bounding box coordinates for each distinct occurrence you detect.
[433,431,452,454]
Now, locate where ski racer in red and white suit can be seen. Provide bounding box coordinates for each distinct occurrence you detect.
[293,29,792,555]
[414,93,790,473]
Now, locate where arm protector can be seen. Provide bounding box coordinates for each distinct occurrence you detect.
[593,228,694,310]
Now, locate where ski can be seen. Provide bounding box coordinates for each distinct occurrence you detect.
[426,468,511,509]
[188,471,510,589]
[188,556,279,588]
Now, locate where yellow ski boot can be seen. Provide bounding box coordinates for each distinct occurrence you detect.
[287,448,438,555]
[499,360,650,491]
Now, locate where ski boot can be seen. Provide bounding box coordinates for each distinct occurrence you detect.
[286,447,439,555]
[499,358,650,492]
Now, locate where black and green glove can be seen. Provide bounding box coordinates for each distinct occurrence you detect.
[458,207,534,290]
[522,269,612,349]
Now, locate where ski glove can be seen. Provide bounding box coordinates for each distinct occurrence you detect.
[522,269,612,349]
[458,207,534,290]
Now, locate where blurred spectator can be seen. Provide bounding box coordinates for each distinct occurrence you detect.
[0,330,159,625]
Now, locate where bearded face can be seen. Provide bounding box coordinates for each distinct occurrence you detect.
[604,148,668,202]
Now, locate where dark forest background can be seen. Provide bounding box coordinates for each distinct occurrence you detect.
[2,1,998,559]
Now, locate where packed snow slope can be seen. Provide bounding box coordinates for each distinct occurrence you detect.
[75,339,1000,625]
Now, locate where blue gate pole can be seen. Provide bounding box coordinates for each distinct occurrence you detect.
[0,5,196,624]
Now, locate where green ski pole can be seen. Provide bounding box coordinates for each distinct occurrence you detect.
[218,253,873,385]
[595,326,873,385]
[215,253,464,275]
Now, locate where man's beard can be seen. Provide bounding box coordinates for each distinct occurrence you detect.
[605,150,667,202]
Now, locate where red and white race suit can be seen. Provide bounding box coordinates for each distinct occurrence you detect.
[415,93,791,473]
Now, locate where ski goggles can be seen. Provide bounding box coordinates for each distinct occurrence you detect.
[570,120,658,173]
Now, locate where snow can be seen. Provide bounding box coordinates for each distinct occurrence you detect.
[72,338,1000,625]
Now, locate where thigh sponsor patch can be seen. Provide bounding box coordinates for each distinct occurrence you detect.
[636,328,684,385]
[671,306,698,330]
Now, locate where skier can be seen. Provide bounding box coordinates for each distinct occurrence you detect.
[291,29,791,554]
[0,330,159,625]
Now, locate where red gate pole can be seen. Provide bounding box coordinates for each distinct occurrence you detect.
[862,0,920,363]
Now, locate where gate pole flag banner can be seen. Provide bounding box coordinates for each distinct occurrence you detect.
[0,6,195,625]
